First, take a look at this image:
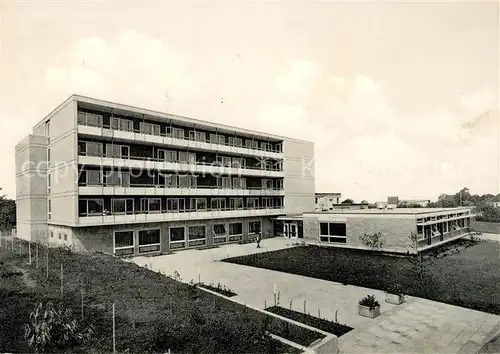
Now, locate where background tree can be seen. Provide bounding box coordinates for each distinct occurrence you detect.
[341,198,354,204]
[0,188,16,231]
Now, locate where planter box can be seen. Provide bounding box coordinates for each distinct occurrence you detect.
[385,293,404,305]
[358,305,380,319]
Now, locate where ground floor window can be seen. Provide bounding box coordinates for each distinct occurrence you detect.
[188,225,206,247]
[138,229,161,253]
[169,227,186,249]
[114,231,134,256]
[229,222,243,242]
[319,222,347,243]
[249,221,261,234]
[213,223,227,244]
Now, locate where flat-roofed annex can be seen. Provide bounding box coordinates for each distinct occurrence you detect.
[303,207,474,217]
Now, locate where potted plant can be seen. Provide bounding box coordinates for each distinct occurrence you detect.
[358,295,380,319]
[385,283,405,305]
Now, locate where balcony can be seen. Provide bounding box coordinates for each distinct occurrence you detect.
[78,154,284,178]
[78,206,285,226]
[79,184,285,197]
[77,123,283,160]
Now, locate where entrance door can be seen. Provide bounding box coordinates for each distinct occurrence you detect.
[283,223,290,238]
[290,223,298,239]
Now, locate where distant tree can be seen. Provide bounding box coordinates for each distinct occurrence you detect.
[0,188,16,231]
[341,199,354,204]
[360,200,368,204]
[476,204,500,223]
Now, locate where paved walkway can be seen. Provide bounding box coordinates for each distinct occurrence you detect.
[132,238,500,354]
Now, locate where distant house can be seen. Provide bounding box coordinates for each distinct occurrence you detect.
[399,199,431,207]
[315,193,342,211]
[486,194,500,208]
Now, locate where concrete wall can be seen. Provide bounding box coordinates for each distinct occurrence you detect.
[303,214,417,252]
[71,217,273,255]
[15,135,49,241]
[45,100,79,226]
[283,139,315,214]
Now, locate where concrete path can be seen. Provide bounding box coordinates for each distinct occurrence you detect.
[132,238,500,354]
[480,233,500,242]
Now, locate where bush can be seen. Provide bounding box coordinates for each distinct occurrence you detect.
[24,302,94,352]
[386,283,404,295]
[358,295,380,309]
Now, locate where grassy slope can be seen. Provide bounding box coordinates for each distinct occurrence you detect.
[225,240,500,314]
[0,246,319,353]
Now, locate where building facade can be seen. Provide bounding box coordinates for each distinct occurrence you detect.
[277,207,475,253]
[314,193,342,211]
[16,95,315,256]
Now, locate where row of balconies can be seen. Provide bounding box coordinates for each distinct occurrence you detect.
[416,213,474,226]
[77,206,285,226]
[78,123,283,160]
[417,228,471,247]
[79,184,285,196]
[78,155,284,178]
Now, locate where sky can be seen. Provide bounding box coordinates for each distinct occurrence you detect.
[0,0,499,202]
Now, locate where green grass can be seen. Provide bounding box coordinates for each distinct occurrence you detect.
[0,244,323,353]
[265,306,353,337]
[224,239,500,315]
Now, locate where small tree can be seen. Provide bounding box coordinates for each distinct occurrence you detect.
[24,302,94,352]
[341,198,354,204]
[359,232,384,249]
[407,232,426,283]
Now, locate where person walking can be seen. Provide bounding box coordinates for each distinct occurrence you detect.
[256,233,262,248]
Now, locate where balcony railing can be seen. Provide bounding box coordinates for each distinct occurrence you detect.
[77,119,284,154]
[78,152,283,172]
[79,182,284,191]
[79,205,284,217]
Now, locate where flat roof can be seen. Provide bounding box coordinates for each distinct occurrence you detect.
[303,207,474,216]
[34,94,313,144]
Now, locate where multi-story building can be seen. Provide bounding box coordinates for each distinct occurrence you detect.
[15,95,315,256]
[314,193,342,211]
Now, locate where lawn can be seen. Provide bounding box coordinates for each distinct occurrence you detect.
[0,243,323,353]
[224,239,500,315]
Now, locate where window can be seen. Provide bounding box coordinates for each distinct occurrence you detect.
[158,149,177,162]
[261,142,271,151]
[111,117,134,132]
[48,200,52,220]
[79,199,104,216]
[105,171,130,186]
[47,174,51,194]
[178,175,189,187]
[217,156,231,167]
[246,139,259,149]
[114,231,134,255]
[167,198,185,211]
[140,122,161,135]
[319,222,347,243]
[170,227,185,242]
[188,225,206,240]
[106,144,129,159]
[164,174,178,188]
[169,127,184,139]
[262,197,273,208]
[231,157,245,168]
[229,223,243,235]
[58,233,62,240]
[141,198,161,213]
[112,199,134,214]
[228,137,242,147]
[189,131,206,142]
[82,141,103,157]
[210,133,225,144]
[47,148,51,165]
[211,198,226,210]
[431,225,441,237]
[217,176,231,188]
[63,234,67,242]
[249,221,261,234]
[213,224,227,237]
[138,229,161,253]
[50,231,54,238]
[232,177,246,189]
[190,198,207,211]
[262,179,274,189]
[77,112,103,127]
[87,170,102,185]
[229,198,244,209]
[45,121,50,143]
[247,198,259,208]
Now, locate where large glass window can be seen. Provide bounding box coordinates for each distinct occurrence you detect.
[111,117,134,131]
[217,176,231,188]
[85,142,104,157]
[79,199,104,216]
[188,225,206,240]
[211,198,226,210]
[170,227,185,242]
[213,223,227,237]
[138,229,161,253]
[229,222,243,235]
[190,198,207,211]
[249,221,261,234]
[140,122,161,135]
[87,170,102,185]
[141,198,161,213]
[229,198,244,210]
[78,112,103,127]
[114,231,134,255]
[112,199,134,214]
[319,222,347,243]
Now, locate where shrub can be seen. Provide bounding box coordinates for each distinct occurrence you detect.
[24,302,94,352]
[358,295,380,309]
[386,283,404,295]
